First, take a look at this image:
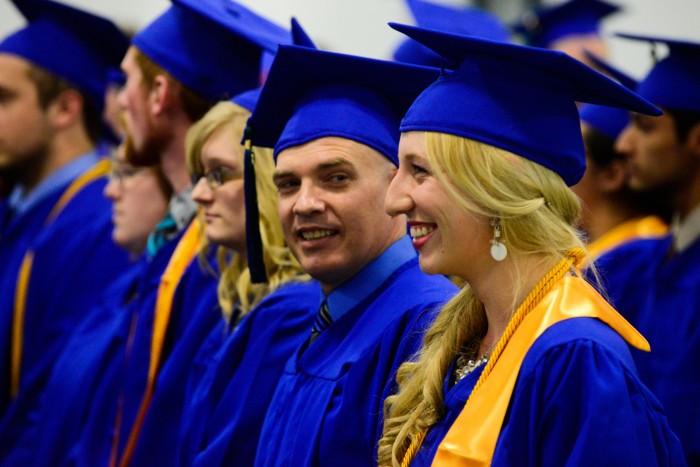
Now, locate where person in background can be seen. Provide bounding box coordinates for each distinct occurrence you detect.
[246,44,458,467]
[573,55,668,261]
[146,89,315,467]
[597,34,700,464]
[105,137,172,258]
[0,0,132,456]
[513,0,620,69]
[379,23,684,466]
[11,133,172,466]
[71,1,293,465]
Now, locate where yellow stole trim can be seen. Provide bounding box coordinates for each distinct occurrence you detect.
[117,220,203,467]
[431,276,649,466]
[587,215,668,261]
[10,158,110,398]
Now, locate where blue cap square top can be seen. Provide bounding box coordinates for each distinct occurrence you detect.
[0,0,129,111]
[247,45,441,166]
[615,33,700,114]
[514,0,620,49]
[393,0,511,68]
[389,23,662,186]
[132,0,292,102]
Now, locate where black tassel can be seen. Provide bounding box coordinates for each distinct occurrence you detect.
[243,125,267,284]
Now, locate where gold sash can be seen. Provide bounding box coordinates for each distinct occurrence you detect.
[432,276,649,466]
[587,215,667,261]
[117,220,203,467]
[11,158,110,398]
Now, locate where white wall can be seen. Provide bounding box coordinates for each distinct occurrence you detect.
[1,0,698,78]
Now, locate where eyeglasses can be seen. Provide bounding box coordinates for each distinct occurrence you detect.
[108,159,143,185]
[190,167,243,189]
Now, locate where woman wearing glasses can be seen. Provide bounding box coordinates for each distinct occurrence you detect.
[23,135,173,466]
[124,94,320,466]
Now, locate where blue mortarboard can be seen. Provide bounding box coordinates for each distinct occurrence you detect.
[579,52,637,140]
[232,88,261,113]
[248,45,440,164]
[615,33,700,114]
[132,0,291,102]
[394,0,510,67]
[0,0,129,110]
[514,0,620,49]
[244,45,439,283]
[390,23,661,186]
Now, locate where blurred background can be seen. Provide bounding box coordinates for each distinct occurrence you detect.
[1,0,699,79]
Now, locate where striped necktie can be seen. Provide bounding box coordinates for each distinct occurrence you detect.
[309,299,332,343]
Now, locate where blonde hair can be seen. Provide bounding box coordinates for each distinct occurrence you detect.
[377,132,589,466]
[186,101,307,324]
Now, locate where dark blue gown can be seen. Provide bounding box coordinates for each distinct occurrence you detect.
[254,245,457,467]
[6,260,146,466]
[597,235,700,464]
[0,157,131,459]
[410,318,686,466]
[139,279,319,467]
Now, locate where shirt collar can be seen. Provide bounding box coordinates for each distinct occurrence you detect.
[168,186,198,232]
[8,150,101,217]
[324,235,416,323]
[671,203,700,253]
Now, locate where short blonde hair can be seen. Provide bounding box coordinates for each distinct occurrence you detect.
[378,132,588,466]
[186,101,307,324]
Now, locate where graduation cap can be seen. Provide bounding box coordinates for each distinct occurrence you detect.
[579,52,637,140]
[243,45,439,283]
[393,0,510,68]
[614,33,700,114]
[0,0,129,110]
[389,23,661,186]
[514,0,620,48]
[132,0,291,102]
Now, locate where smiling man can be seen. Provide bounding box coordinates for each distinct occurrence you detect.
[246,45,457,466]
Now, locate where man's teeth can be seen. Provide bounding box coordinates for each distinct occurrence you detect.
[410,225,434,239]
[301,229,334,240]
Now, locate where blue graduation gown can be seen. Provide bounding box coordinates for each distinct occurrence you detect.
[596,235,700,464]
[0,166,131,453]
[178,280,321,467]
[3,260,146,466]
[410,318,685,466]
[254,257,457,467]
[109,242,219,465]
[68,231,184,466]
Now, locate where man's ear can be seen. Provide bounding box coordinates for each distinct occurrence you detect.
[47,88,84,130]
[685,121,700,159]
[598,158,628,194]
[148,74,173,117]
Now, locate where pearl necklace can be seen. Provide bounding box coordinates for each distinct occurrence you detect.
[398,249,586,467]
[453,341,498,383]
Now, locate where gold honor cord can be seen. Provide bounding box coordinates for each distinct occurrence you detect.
[10,159,110,398]
[401,249,585,466]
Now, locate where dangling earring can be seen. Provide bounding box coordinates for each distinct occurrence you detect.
[490,218,507,261]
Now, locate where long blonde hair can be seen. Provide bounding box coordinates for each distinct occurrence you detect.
[377,132,588,466]
[186,101,307,324]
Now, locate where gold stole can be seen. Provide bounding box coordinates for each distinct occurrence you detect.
[587,215,668,261]
[116,220,203,467]
[432,276,649,466]
[11,158,110,398]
